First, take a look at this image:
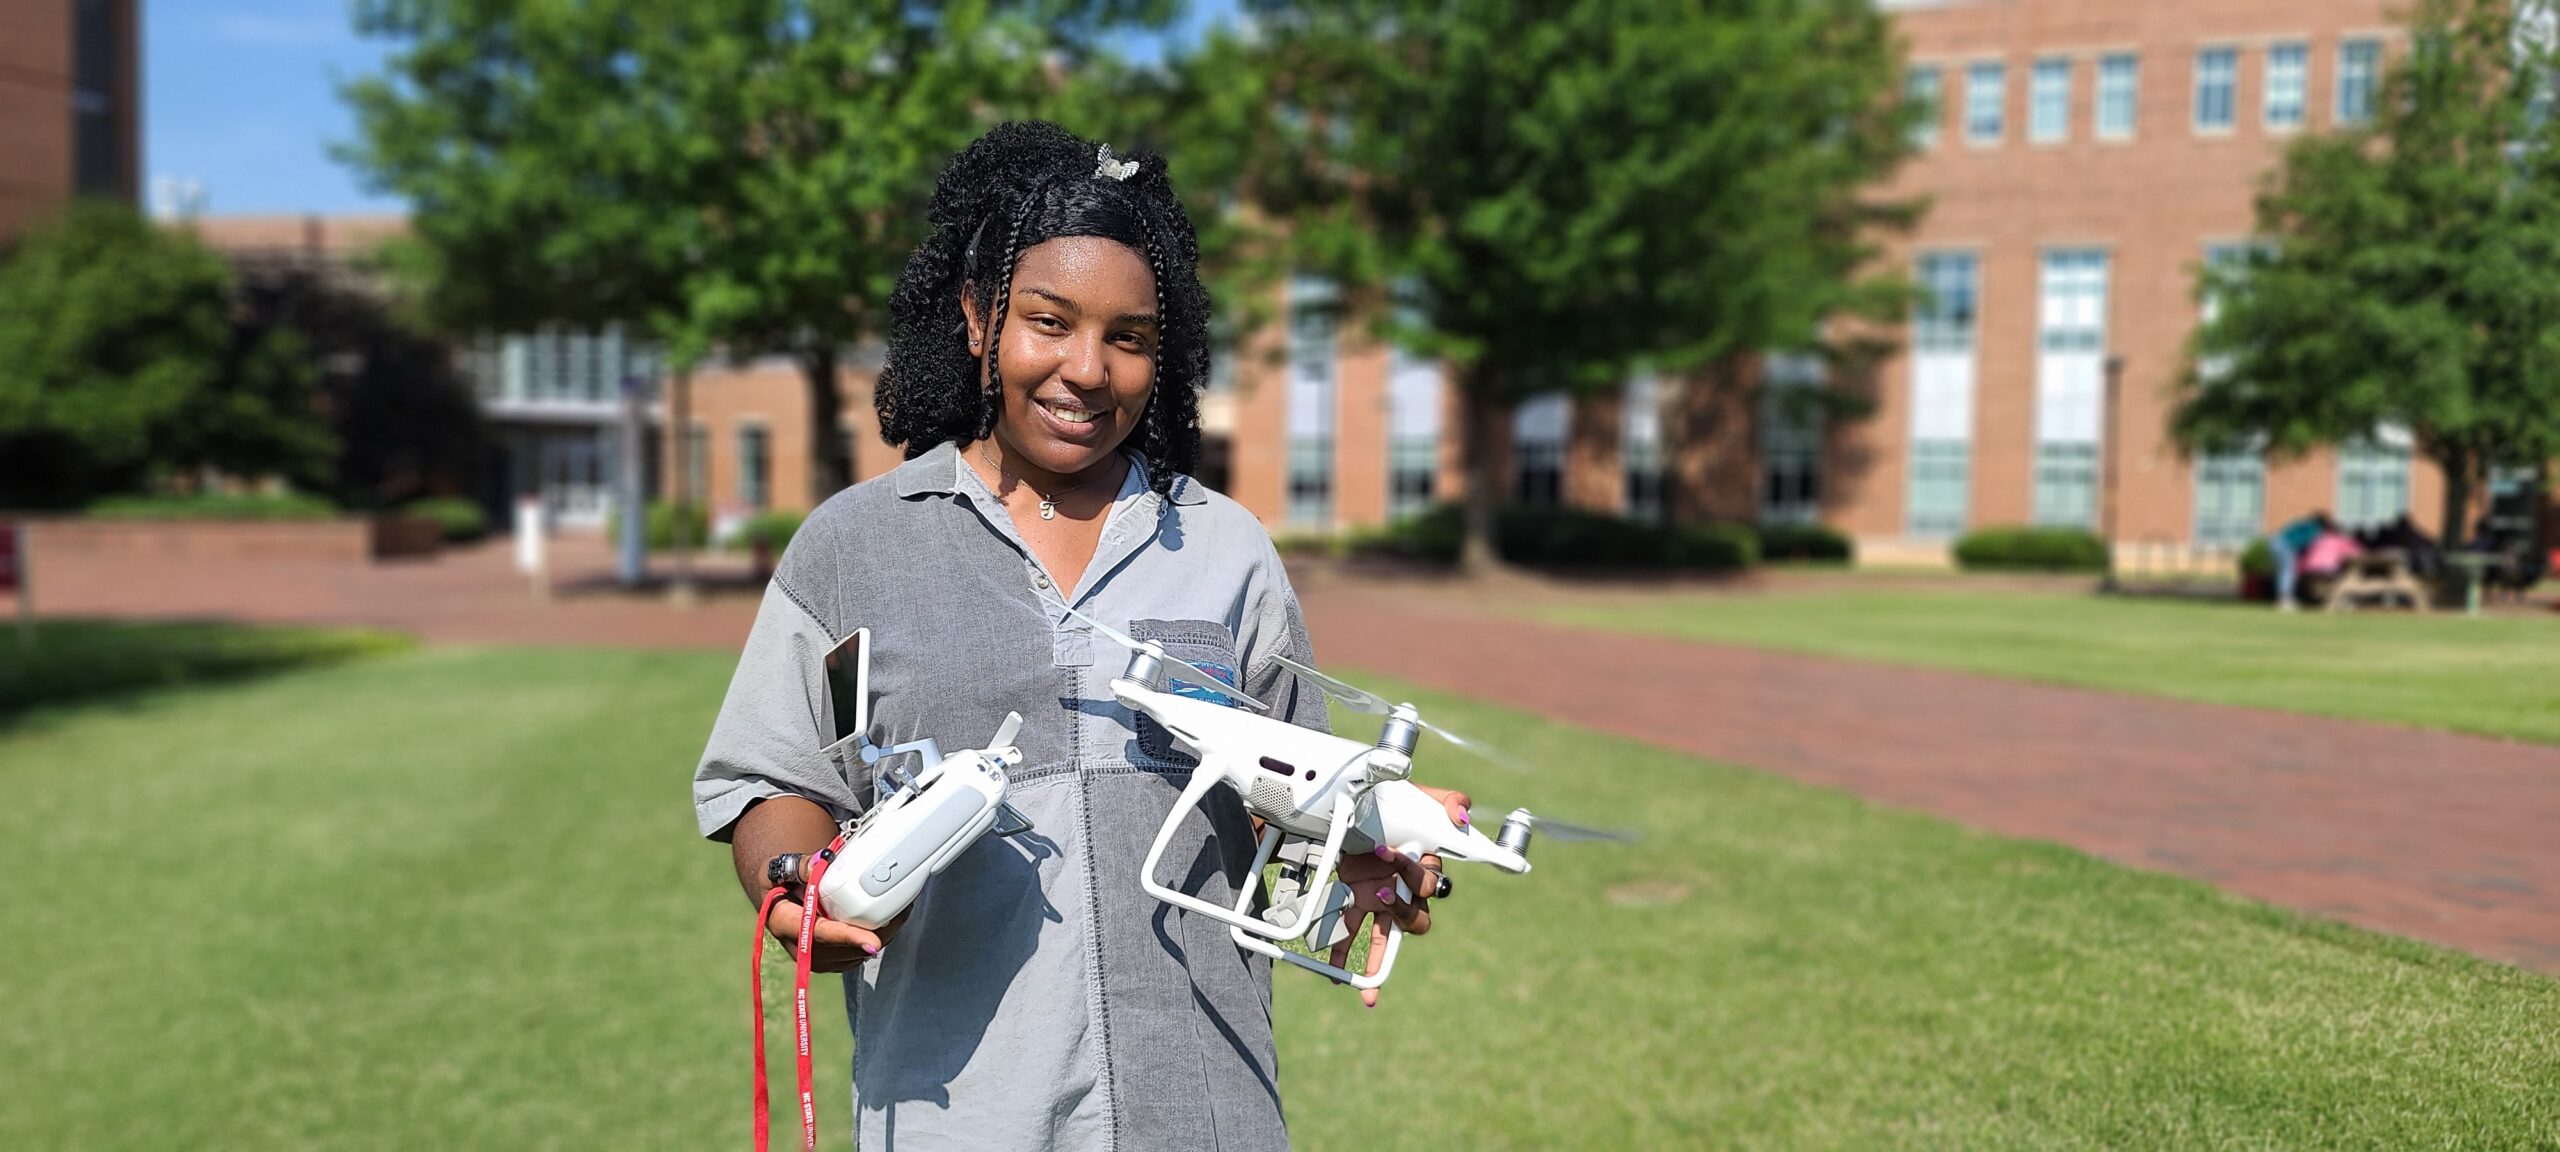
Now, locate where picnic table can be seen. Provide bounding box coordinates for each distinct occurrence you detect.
[2321,548,2430,614]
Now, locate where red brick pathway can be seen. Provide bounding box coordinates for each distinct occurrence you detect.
[1290,570,2560,974]
[24,541,2560,972]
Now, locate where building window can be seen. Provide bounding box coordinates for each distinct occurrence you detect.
[1386,328,1442,522]
[2193,245,2263,547]
[2030,57,2071,142]
[1909,252,1980,538]
[1915,251,1979,353]
[2193,453,2266,548]
[2098,53,2140,138]
[1285,275,1339,529]
[1759,355,1825,526]
[2032,444,2099,528]
[2337,434,2412,529]
[2338,40,2381,125]
[1623,373,1666,523]
[2033,250,2110,528]
[1905,66,1944,149]
[73,0,119,194]
[1908,441,1971,538]
[1511,393,1568,508]
[738,425,770,511]
[2195,47,2238,132]
[1965,61,2006,144]
[2265,43,2308,129]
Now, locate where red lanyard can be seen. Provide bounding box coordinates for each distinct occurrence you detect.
[752,833,845,1151]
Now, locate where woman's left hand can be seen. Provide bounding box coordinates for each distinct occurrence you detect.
[1329,785,1470,1008]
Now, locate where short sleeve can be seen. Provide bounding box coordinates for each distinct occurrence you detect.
[691,578,867,841]
[1235,542,1330,737]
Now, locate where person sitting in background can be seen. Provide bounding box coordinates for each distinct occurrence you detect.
[2368,513,2441,580]
[2301,523,2365,591]
[2270,510,2336,611]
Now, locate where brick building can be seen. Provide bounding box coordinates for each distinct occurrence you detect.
[0,0,140,241]
[1215,0,2442,564]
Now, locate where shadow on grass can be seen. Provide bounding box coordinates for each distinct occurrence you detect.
[0,618,414,730]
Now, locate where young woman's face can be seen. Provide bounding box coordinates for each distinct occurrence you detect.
[964,235,1159,478]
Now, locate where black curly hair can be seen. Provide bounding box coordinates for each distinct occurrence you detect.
[877,121,1208,493]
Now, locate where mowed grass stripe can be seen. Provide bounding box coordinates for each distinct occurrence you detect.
[1536,589,2560,746]
[0,648,2550,1149]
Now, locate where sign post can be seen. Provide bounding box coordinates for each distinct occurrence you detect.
[515,495,550,603]
[1,520,29,650]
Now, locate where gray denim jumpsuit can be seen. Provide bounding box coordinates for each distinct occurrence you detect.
[694,441,1325,1151]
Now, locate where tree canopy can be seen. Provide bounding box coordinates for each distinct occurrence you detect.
[341,0,1174,508]
[2179,0,2560,538]
[1223,0,1920,560]
[0,202,331,509]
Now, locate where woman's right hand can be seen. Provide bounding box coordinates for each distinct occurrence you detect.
[764,901,907,973]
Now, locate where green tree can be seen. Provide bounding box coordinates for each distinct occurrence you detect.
[1222,0,1920,566]
[343,0,1170,509]
[0,202,331,508]
[2179,0,2560,541]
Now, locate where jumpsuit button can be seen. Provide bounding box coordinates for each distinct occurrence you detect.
[1034,573,1051,590]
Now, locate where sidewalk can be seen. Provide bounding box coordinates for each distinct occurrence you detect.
[25,538,2560,973]
[1289,568,2560,974]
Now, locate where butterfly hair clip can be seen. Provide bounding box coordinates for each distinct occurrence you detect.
[1094,143,1140,182]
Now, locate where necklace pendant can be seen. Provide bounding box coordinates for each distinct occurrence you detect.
[1039,498,1058,521]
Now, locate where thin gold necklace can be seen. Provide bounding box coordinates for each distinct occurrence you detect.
[982,443,1113,521]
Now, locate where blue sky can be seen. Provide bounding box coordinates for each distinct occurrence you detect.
[146,2,403,216]
[146,2,1237,219]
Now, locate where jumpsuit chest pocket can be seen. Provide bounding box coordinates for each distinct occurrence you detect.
[1124,618,1246,770]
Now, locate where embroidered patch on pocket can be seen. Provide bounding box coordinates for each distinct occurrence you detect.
[1124,618,1244,768]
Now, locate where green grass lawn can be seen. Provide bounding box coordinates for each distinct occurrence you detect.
[0,618,409,718]
[2,647,2554,1148]
[1536,589,2560,745]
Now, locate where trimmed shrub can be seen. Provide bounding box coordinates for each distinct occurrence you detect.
[1670,522,1760,570]
[1345,505,1464,563]
[401,497,489,543]
[86,492,339,521]
[605,502,711,551]
[1344,503,1756,571]
[1757,522,1854,564]
[1952,525,2109,572]
[2238,537,2275,579]
[731,509,805,555]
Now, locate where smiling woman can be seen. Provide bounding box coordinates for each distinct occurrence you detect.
[693,120,1471,1152]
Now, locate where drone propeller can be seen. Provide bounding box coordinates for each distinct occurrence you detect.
[1266,654,1531,773]
[1061,603,1268,712]
[1513,814,1639,844]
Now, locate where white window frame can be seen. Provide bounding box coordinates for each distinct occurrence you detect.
[2337,40,2381,126]
[2264,42,2308,131]
[1965,61,2006,146]
[1511,393,1570,508]
[1285,274,1339,529]
[1908,251,1980,538]
[1906,65,1944,150]
[2194,47,2238,133]
[2030,57,2071,143]
[2097,53,2140,140]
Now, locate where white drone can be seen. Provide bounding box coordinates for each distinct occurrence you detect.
[1063,605,1626,991]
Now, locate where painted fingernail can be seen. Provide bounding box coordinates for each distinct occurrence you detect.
[863,944,880,955]
[1375,887,1393,902]
[1456,810,1470,826]
[1373,845,1394,860]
